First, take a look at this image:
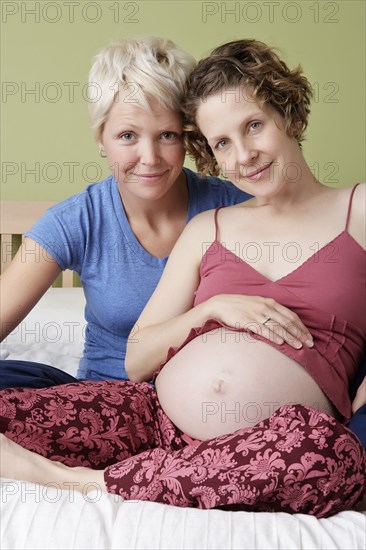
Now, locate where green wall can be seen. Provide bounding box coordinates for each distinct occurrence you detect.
[1,0,365,201]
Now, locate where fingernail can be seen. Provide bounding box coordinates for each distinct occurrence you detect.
[306,339,314,348]
[294,342,303,349]
[275,337,284,345]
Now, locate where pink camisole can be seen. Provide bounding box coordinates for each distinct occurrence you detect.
[161,185,365,421]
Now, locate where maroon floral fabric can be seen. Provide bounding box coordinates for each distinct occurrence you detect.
[0,380,365,517]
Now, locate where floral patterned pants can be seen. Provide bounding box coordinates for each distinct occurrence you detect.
[0,380,365,518]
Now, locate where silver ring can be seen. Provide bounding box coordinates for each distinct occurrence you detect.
[262,314,272,325]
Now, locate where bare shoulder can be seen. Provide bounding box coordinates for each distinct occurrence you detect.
[165,209,217,266]
[326,183,365,213]
[351,182,366,210]
[178,204,247,257]
[188,202,244,224]
[183,208,221,240]
[345,183,366,249]
[186,208,217,227]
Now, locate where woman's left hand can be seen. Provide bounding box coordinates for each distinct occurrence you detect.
[352,376,366,413]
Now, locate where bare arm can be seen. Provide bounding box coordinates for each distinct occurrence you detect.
[348,183,366,415]
[347,183,366,249]
[125,214,210,382]
[1,238,62,341]
[352,376,366,413]
[125,213,313,382]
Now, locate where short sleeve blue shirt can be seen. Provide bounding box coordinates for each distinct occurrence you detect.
[26,168,250,380]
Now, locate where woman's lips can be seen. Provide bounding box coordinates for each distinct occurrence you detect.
[138,173,164,177]
[245,162,272,181]
[132,171,167,182]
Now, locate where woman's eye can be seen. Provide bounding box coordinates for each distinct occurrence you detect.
[215,139,229,150]
[120,132,134,141]
[250,121,261,131]
[161,132,177,141]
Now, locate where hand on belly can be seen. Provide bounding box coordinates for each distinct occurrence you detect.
[155,329,336,440]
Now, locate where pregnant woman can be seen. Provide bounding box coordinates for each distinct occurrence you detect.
[1,39,365,518]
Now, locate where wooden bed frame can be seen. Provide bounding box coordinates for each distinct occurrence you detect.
[0,201,77,287]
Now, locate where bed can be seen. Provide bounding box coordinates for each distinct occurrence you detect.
[1,201,365,550]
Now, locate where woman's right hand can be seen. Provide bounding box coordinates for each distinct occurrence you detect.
[206,294,314,349]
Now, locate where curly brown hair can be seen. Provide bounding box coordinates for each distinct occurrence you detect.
[183,39,313,177]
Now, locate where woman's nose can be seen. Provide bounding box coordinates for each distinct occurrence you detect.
[236,141,258,167]
[140,141,160,166]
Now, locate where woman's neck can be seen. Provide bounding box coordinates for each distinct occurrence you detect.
[253,165,325,211]
[119,171,188,227]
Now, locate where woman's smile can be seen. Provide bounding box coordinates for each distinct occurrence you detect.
[196,87,306,200]
[243,161,273,182]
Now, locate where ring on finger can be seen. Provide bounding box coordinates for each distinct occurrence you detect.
[262,314,272,326]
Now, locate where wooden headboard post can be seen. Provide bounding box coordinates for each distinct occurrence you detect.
[0,201,76,288]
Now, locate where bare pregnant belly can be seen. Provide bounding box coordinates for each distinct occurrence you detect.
[155,329,337,440]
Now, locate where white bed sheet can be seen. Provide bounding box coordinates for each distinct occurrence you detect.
[0,288,86,375]
[1,288,365,549]
[1,479,365,550]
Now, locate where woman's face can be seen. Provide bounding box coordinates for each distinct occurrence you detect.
[196,87,303,199]
[100,92,186,202]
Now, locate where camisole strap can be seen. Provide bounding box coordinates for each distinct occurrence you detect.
[345,183,360,231]
[213,207,223,241]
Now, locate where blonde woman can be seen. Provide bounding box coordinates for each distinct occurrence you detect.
[0,36,250,388]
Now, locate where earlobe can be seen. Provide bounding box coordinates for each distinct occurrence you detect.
[98,145,107,158]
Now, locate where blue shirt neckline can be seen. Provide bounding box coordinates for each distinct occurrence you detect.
[110,168,197,267]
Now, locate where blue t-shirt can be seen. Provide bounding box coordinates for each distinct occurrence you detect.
[26,168,250,380]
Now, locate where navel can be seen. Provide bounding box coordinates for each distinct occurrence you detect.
[212,378,226,394]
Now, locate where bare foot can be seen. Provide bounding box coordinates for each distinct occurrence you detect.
[0,434,106,493]
[1,433,66,484]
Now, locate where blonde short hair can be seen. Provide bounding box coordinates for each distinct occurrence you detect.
[88,36,196,141]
